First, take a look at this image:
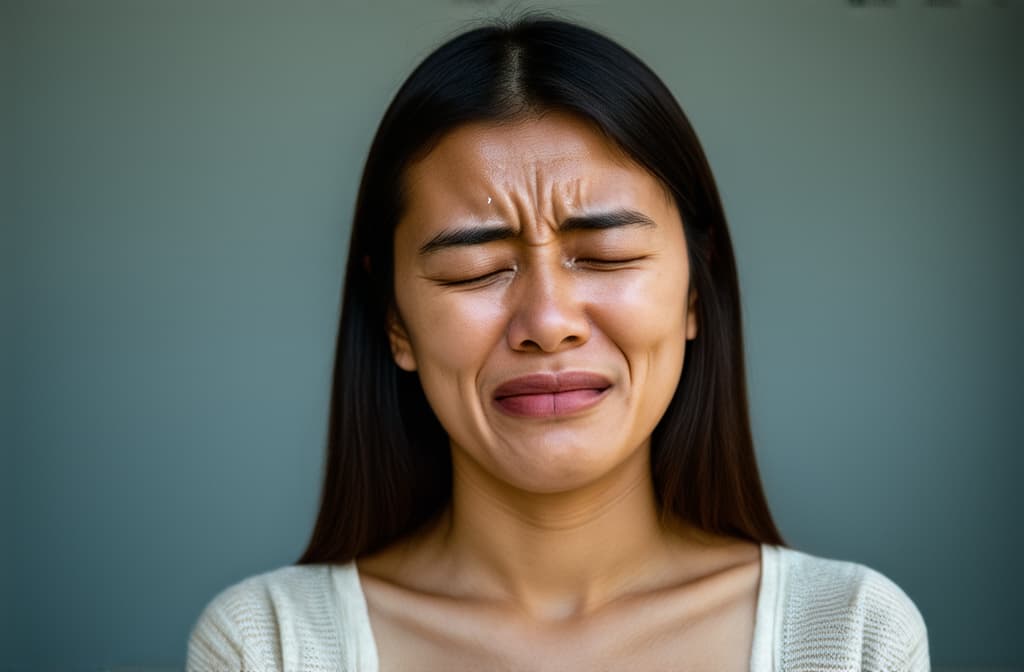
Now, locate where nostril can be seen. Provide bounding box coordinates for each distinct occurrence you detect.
[519,338,542,351]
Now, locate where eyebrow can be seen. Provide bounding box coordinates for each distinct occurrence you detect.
[418,209,657,255]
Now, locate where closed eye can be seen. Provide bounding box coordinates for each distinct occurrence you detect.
[436,268,515,287]
[573,256,647,268]
[434,256,646,287]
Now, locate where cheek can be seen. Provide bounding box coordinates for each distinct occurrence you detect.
[396,286,510,447]
[590,266,690,350]
[589,268,689,436]
[399,283,507,372]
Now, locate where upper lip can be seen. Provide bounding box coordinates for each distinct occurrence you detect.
[493,371,613,399]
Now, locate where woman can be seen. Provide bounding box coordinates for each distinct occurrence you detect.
[187,15,929,671]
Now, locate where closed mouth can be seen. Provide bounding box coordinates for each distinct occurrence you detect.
[492,371,612,417]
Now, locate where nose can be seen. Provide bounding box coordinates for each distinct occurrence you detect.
[506,261,591,353]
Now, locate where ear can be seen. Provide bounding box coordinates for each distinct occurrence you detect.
[685,288,699,341]
[387,306,418,372]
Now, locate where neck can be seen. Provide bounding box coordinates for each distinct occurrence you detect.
[436,445,686,621]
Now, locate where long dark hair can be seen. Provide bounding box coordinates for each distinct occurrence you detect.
[298,15,785,565]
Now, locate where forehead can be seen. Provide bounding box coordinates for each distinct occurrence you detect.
[399,113,674,230]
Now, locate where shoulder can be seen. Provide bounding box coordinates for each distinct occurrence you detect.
[186,563,358,671]
[773,546,930,672]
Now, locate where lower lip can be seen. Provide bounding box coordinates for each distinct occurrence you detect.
[493,388,610,418]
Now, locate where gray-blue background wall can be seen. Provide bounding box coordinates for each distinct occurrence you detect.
[5,0,1022,669]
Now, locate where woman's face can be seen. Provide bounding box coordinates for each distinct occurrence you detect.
[389,112,697,494]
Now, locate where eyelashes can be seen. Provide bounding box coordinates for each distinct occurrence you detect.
[439,269,513,287]
[437,257,648,288]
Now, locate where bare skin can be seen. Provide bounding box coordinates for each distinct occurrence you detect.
[362,111,763,671]
[359,487,761,672]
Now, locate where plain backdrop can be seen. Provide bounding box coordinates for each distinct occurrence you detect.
[3,0,1022,669]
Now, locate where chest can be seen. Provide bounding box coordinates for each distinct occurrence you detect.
[365,579,759,672]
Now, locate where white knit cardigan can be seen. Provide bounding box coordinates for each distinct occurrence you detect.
[186,544,930,671]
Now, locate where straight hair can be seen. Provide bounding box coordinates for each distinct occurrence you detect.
[299,15,785,565]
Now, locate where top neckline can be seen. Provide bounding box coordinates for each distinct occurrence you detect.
[336,542,781,672]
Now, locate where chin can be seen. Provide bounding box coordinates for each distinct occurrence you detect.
[493,441,638,495]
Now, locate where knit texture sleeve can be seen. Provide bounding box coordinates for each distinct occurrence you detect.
[780,549,930,672]
[186,565,348,671]
[858,568,930,672]
[185,575,283,672]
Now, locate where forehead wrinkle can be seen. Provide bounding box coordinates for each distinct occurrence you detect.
[498,172,543,245]
[565,174,587,216]
[408,116,669,245]
[527,159,580,243]
[533,159,545,231]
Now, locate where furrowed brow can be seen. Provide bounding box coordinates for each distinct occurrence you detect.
[559,209,657,233]
[417,210,655,256]
[418,225,517,255]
